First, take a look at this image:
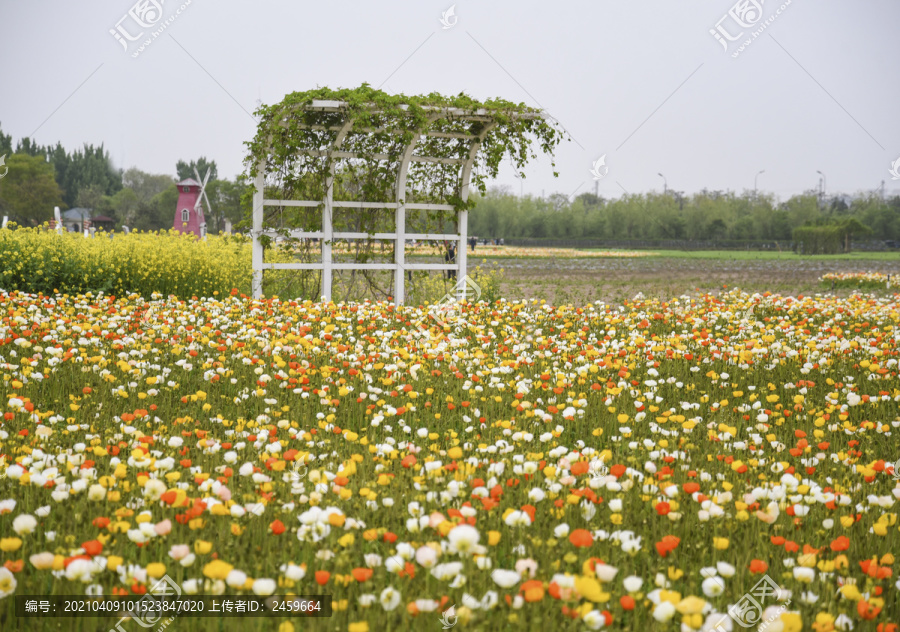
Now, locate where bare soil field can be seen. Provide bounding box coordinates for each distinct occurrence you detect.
[474,254,900,304]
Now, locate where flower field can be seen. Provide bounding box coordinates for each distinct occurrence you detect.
[1,289,899,631]
[820,273,896,290]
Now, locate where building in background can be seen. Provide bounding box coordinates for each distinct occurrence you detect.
[173,177,208,238]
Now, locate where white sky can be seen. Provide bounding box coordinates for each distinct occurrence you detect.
[1,0,898,201]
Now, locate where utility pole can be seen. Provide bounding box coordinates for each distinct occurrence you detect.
[658,173,667,195]
[755,170,765,198]
[817,170,826,207]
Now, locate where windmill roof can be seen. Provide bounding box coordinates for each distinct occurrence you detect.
[62,208,92,219]
[176,178,202,187]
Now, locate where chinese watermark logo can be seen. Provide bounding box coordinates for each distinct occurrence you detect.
[590,155,608,180]
[712,574,789,630]
[742,303,760,323]
[710,0,793,59]
[0,154,8,180]
[440,5,458,30]
[110,0,193,58]
[416,275,482,333]
[110,574,181,632]
[892,458,900,481]
[290,459,309,482]
[889,157,900,181]
[439,603,458,629]
[588,460,609,485]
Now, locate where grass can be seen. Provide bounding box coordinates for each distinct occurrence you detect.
[581,249,900,261]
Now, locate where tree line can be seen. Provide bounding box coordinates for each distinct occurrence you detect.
[0,124,247,233]
[3,121,898,246]
[468,186,900,246]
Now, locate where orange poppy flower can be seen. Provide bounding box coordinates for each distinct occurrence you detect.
[655,535,681,558]
[830,536,849,552]
[520,580,544,602]
[4,560,24,573]
[570,461,590,476]
[315,571,330,585]
[857,600,881,620]
[351,568,373,583]
[82,540,103,556]
[569,529,593,548]
[749,559,769,574]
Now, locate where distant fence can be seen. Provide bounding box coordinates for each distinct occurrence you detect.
[500,238,899,252]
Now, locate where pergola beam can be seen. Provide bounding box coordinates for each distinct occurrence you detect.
[293,150,466,165]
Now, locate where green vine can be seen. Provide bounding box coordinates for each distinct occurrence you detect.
[242,84,566,301]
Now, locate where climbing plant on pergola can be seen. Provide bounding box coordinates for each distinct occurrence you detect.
[245,85,565,304]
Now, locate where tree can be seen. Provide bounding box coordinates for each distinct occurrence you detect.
[122,168,175,202]
[130,184,179,232]
[15,137,46,157]
[0,124,11,156]
[838,218,871,253]
[209,176,248,233]
[176,157,217,182]
[58,144,122,207]
[0,153,65,225]
[75,183,105,211]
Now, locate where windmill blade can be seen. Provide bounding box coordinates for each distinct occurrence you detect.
[200,169,213,216]
[193,167,213,215]
[201,188,213,215]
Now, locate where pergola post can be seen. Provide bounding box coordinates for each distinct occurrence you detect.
[322,119,355,302]
[322,199,333,302]
[394,118,438,306]
[457,210,467,289]
[456,122,497,300]
[251,164,265,299]
[394,204,405,305]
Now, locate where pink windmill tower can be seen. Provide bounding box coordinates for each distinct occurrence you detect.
[173,167,211,237]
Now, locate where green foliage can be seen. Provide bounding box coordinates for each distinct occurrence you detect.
[468,189,897,248]
[177,157,218,182]
[53,143,122,208]
[246,85,565,211]
[793,225,843,254]
[0,153,65,225]
[471,263,503,303]
[243,85,565,301]
[793,218,874,255]
[1,125,122,209]
[0,124,11,155]
[122,168,175,204]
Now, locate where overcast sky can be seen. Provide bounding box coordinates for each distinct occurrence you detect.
[1,1,898,201]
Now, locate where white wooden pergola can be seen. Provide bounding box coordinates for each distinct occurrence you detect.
[251,100,540,304]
